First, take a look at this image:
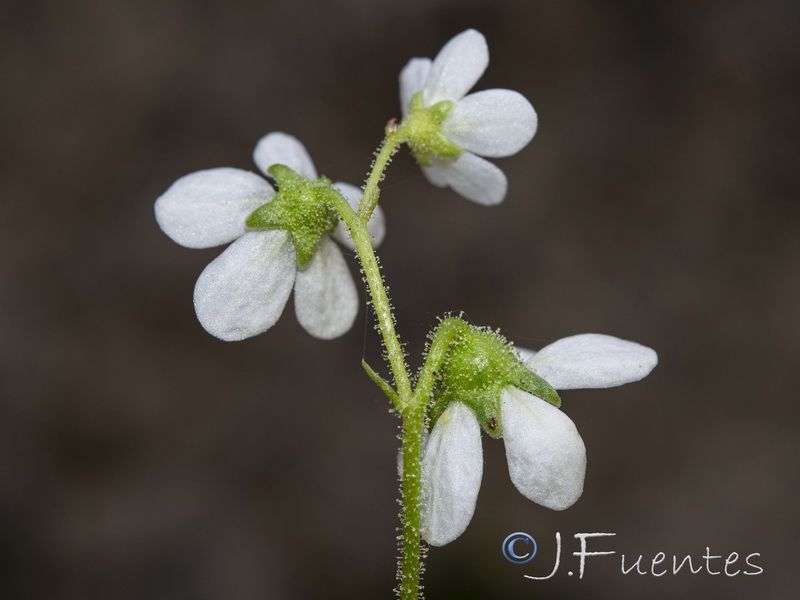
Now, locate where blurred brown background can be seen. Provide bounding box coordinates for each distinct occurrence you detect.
[1,0,798,598]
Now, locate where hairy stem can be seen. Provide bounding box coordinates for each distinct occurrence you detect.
[327,130,434,599]
[414,317,469,409]
[358,123,403,219]
[399,404,424,600]
[328,191,412,403]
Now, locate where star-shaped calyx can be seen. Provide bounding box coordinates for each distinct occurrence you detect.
[400,92,463,167]
[245,164,341,267]
[429,324,560,439]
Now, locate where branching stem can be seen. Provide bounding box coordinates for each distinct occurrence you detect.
[327,129,448,600]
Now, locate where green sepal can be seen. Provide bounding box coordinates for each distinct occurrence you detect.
[426,324,509,438]
[399,92,462,167]
[511,366,561,408]
[427,320,561,439]
[245,164,340,267]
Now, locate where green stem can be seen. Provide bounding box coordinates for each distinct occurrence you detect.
[414,317,469,409]
[328,130,436,599]
[359,123,403,219]
[328,191,412,404]
[399,404,424,600]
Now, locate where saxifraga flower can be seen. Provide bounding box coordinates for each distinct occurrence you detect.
[399,29,538,205]
[155,132,385,341]
[421,333,657,546]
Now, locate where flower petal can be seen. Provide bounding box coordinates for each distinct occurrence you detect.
[420,163,448,188]
[399,57,432,116]
[421,401,483,547]
[424,152,507,205]
[516,347,537,363]
[253,132,318,179]
[501,387,586,510]
[443,89,538,158]
[155,168,273,249]
[331,182,386,250]
[293,236,359,339]
[423,29,489,105]
[525,334,658,390]
[193,230,296,341]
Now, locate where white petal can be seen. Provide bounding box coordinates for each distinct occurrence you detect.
[253,132,318,179]
[527,334,658,390]
[399,57,432,115]
[193,230,296,341]
[501,387,586,510]
[155,168,273,248]
[424,152,507,205]
[420,163,448,188]
[423,29,489,105]
[331,182,386,250]
[443,89,537,157]
[293,236,359,339]
[421,402,483,547]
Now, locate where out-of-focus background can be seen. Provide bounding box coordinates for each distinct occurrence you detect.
[1,0,797,598]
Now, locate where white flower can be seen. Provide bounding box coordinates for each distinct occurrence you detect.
[421,334,657,546]
[154,132,385,341]
[399,29,538,205]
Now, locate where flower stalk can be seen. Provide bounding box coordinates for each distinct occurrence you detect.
[325,176,412,405]
[328,131,430,598]
[358,125,403,221]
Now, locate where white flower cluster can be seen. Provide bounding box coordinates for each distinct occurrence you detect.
[154,30,658,560]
